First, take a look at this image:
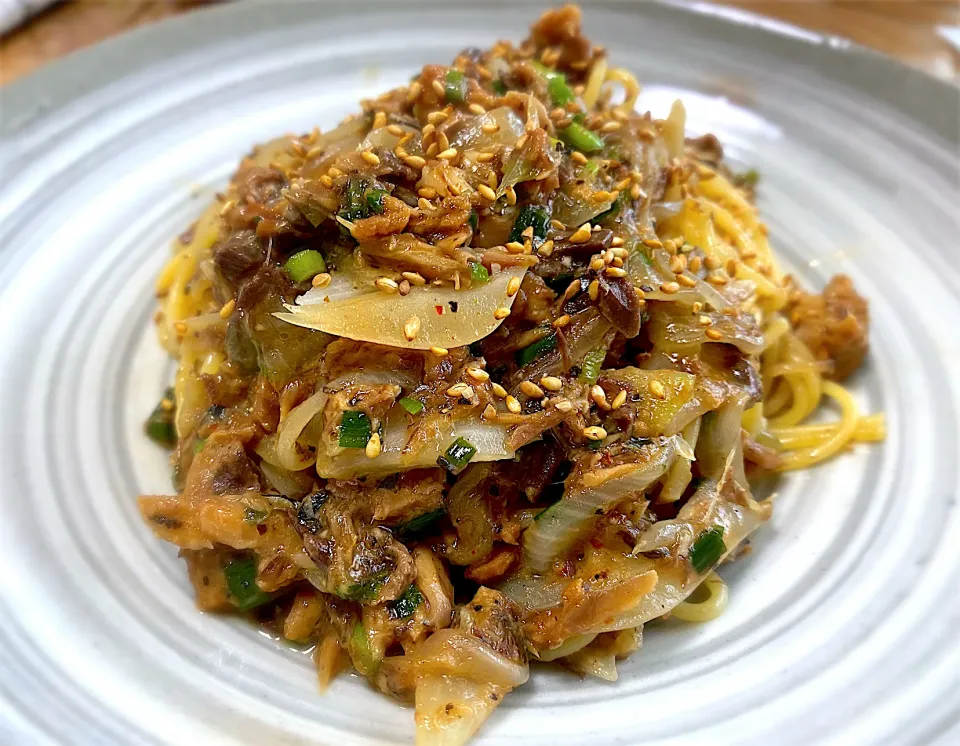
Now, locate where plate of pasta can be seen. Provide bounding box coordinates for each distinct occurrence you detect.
[0,3,957,745]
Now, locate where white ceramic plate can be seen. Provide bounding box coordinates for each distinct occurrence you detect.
[1,2,958,744]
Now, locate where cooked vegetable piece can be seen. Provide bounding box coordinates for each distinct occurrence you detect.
[516,332,557,366]
[394,508,446,537]
[690,527,726,574]
[578,349,605,384]
[469,262,489,284]
[285,250,326,283]
[508,205,550,246]
[145,387,177,446]
[445,69,467,103]
[399,396,424,415]
[223,556,271,611]
[560,122,604,153]
[390,584,425,619]
[341,572,389,602]
[339,410,372,448]
[438,437,478,474]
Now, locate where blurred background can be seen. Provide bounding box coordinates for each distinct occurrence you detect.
[1,0,958,84]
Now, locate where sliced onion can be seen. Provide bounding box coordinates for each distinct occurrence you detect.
[536,633,596,662]
[563,644,619,681]
[277,266,527,350]
[523,437,680,572]
[452,107,525,151]
[315,417,513,479]
[360,124,420,153]
[551,186,615,229]
[497,574,565,611]
[412,629,530,688]
[275,389,326,471]
[415,674,506,746]
[601,451,770,633]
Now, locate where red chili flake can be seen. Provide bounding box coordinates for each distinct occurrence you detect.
[589,537,604,549]
[435,305,444,315]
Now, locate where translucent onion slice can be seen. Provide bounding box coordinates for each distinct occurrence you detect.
[276,267,527,350]
[316,418,513,480]
[523,437,680,573]
[415,674,506,746]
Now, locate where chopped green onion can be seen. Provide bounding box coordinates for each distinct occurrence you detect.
[365,188,387,215]
[508,204,550,246]
[394,508,445,537]
[445,69,466,103]
[224,556,271,611]
[587,438,604,451]
[516,332,557,366]
[338,410,371,448]
[349,621,381,675]
[438,437,477,474]
[468,209,479,232]
[389,584,424,619]
[285,249,326,283]
[578,349,606,384]
[339,177,386,223]
[244,507,267,523]
[144,387,177,447]
[399,396,424,415]
[531,61,576,106]
[492,79,507,96]
[737,168,760,187]
[192,437,206,455]
[578,159,601,180]
[469,261,489,284]
[690,526,726,574]
[560,122,604,153]
[548,75,575,107]
[341,571,389,602]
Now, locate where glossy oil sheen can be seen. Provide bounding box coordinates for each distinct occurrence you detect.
[0,2,958,744]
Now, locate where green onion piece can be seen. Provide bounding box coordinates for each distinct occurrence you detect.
[285,249,326,283]
[389,584,424,619]
[144,387,177,447]
[492,79,507,96]
[224,556,271,611]
[623,437,654,451]
[338,410,371,448]
[587,438,604,451]
[508,204,551,246]
[516,332,557,366]
[548,75,575,107]
[560,122,605,153]
[445,69,466,103]
[578,159,601,180]
[399,396,424,415]
[394,508,445,537]
[469,262,489,284]
[468,209,479,232]
[365,188,387,215]
[244,507,267,524]
[531,61,576,106]
[690,526,726,574]
[341,571,389,602]
[578,349,606,384]
[349,621,381,675]
[192,437,206,455]
[738,168,760,187]
[438,437,477,474]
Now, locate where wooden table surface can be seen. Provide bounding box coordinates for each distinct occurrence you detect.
[1,0,958,85]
